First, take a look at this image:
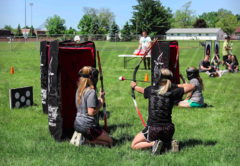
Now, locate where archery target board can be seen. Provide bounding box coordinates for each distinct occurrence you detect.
[204,40,212,59]
[9,86,33,109]
[214,41,220,58]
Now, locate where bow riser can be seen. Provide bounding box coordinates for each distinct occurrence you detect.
[97,50,108,133]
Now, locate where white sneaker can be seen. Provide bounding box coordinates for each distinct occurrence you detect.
[70,131,85,147]
[170,139,179,152]
[151,140,163,156]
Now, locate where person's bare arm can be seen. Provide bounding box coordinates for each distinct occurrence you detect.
[185,91,193,100]
[201,66,211,70]
[235,65,239,70]
[211,55,215,63]
[88,90,105,116]
[177,83,195,94]
[88,98,104,116]
[225,46,232,50]
[130,81,144,94]
[179,74,187,84]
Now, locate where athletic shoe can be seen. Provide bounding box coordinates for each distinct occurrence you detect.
[170,139,179,152]
[79,135,86,145]
[151,140,163,156]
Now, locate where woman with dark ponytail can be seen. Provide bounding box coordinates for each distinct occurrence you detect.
[229,55,239,73]
[178,67,204,108]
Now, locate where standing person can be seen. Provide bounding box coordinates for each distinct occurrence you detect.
[229,55,239,73]
[130,69,195,155]
[138,30,152,69]
[222,36,232,65]
[178,67,204,108]
[199,55,214,72]
[74,66,113,146]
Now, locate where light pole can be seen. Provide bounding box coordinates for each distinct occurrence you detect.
[25,0,26,42]
[29,3,33,36]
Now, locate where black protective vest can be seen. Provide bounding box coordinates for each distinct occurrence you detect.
[147,87,173,126]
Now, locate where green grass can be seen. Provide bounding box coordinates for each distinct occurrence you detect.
[0,40,240,166]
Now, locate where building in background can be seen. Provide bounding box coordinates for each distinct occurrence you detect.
[166,28,226,40]
[235,27,240,39]
[21,29,30,37]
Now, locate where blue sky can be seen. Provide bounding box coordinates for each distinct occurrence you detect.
[0,0,239,30]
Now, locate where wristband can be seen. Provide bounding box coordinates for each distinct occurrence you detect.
[171,83,178,89]
[133,85,137,89]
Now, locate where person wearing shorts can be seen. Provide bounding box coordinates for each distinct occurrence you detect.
[130,69,195,155]
[178,67,204,108]
[222,36,232,65]
[74,66,112,146]
[138,30,151,69]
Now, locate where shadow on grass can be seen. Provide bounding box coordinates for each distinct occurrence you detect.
[180,139,217,150]
[107,124,131,134]
[112,134,134,146]
[99,111,111,120]
[108,123,134,146]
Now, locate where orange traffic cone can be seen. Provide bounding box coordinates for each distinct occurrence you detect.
[10,66,14,74]
[144,73,149,82]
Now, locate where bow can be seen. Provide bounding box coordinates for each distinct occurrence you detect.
[132,38,158,127]
[97,50,108,132]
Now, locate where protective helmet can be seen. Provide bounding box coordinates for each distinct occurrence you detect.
[186,68,199,80]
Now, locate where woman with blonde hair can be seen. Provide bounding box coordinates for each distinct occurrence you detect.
[178,67,204,108]
[74,66,112,146]
[130,68,195,155]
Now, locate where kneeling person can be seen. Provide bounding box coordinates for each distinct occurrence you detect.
[74,66,113,146]
[130,69,195,155]
[178,67,204,108]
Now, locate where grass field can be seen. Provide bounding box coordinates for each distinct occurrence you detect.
[0,40,240,166]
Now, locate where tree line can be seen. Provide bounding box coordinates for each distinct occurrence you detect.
[4,0,240,38]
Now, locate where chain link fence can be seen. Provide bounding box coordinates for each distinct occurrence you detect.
[0,34,214,52]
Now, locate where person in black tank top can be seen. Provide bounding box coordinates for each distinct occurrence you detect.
[130,69,195,155]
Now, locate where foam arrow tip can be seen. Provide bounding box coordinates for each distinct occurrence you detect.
[119,76,125,81]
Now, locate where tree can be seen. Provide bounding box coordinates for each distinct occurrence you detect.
[22,25,30,29]
[217,8,232,19]
[171,1,196,28]
[98,8,115,33]
[121,21,132,41]
[130,0,172,35]
[15,24,23,36]
[29,25,36,37]
[65,27,76,34]
[236,14,240,22]
[45,15,66,34]
[77,15,92,34]
[82,7,115,34]
[193,19,207,28]
[198,12,219,28]
[215,14,240,35]
[90,16,100,34]
[4,25,12,30]
[109,21,120,42]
